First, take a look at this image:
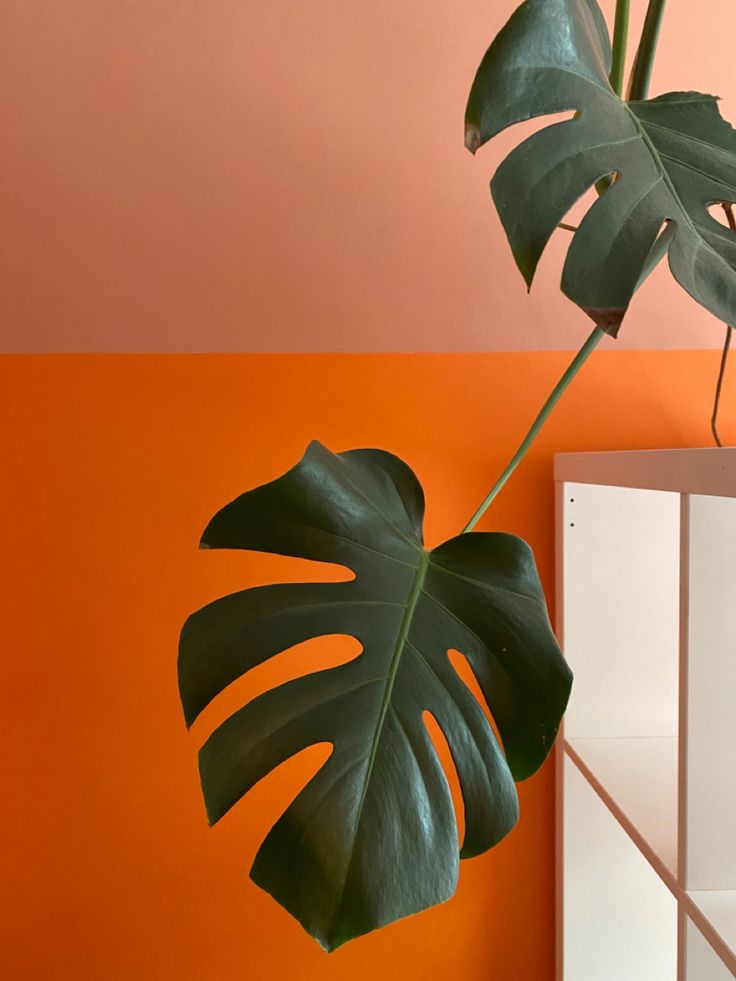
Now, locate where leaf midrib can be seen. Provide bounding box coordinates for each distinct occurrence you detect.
[579,82,734,279]
[625,101,736,272]
[582,86,688,229]
[517,66,735,274]
[494,64,733,256]
[329,549,429,938]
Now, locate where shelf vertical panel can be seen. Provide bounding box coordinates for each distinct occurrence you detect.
[563,755,678,980]
[562,483,680,740]
[686,494,736,890]
[555,481,566,981]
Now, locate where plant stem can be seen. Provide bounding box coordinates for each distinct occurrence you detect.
[711,205,736,446]
[609,0,631,96]
[628,0,668,100]
[711,325,732,448]
[595,0,631,194]
[462,326,605,532]
[635,220,675,289]
[723,202,736,233]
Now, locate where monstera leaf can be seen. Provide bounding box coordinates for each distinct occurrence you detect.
[465,0,736,335]
[179,441,570,949]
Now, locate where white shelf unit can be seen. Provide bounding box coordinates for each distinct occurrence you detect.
[555,449,736,981]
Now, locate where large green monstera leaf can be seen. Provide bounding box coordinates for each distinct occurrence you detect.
[179,441,570,949]
[465,0,736,335]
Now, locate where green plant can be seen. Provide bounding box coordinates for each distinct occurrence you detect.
[179,0,735,950]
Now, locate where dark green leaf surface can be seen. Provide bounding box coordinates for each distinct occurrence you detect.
[465,0,736,335]
[179,441,570,949]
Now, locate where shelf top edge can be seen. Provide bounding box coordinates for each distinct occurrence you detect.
[554,448,736,496]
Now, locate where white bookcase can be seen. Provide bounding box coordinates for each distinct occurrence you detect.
[554,449,736,981]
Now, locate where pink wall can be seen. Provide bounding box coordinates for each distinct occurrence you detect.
[1,0,734,352]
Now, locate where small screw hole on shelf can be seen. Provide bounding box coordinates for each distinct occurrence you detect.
[570,522,575,527]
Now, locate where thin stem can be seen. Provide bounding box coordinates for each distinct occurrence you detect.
[711,325,732,448]
[628,0,668,101]
[635,220,675,290]
[723,202,736,233]
[462,326,605,532]
[597,0,632,195]
[711,204,736,446]
[609,0,631,96]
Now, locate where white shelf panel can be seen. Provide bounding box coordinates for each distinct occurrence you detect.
[687,495,736,890]
[562,483,680,741]
[690,891,736,967]
[563,755,678,981]
[566,736,678,877]
[555,448,736,497]
[686,915,735,980]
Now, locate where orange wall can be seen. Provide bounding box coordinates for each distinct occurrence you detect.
[1,0,734,352]
[0,349,730,980]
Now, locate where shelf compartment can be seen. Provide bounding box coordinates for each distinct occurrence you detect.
[566,735,678,877]
[688,892,736,975]
[561,482,680,743]
[562,754,678,981]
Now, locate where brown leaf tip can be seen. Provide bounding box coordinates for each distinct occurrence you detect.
[582,306,626,338]
[464,123,481,155]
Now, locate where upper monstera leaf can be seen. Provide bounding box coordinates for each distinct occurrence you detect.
[179,441,570,950]
[465,0,736,335]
